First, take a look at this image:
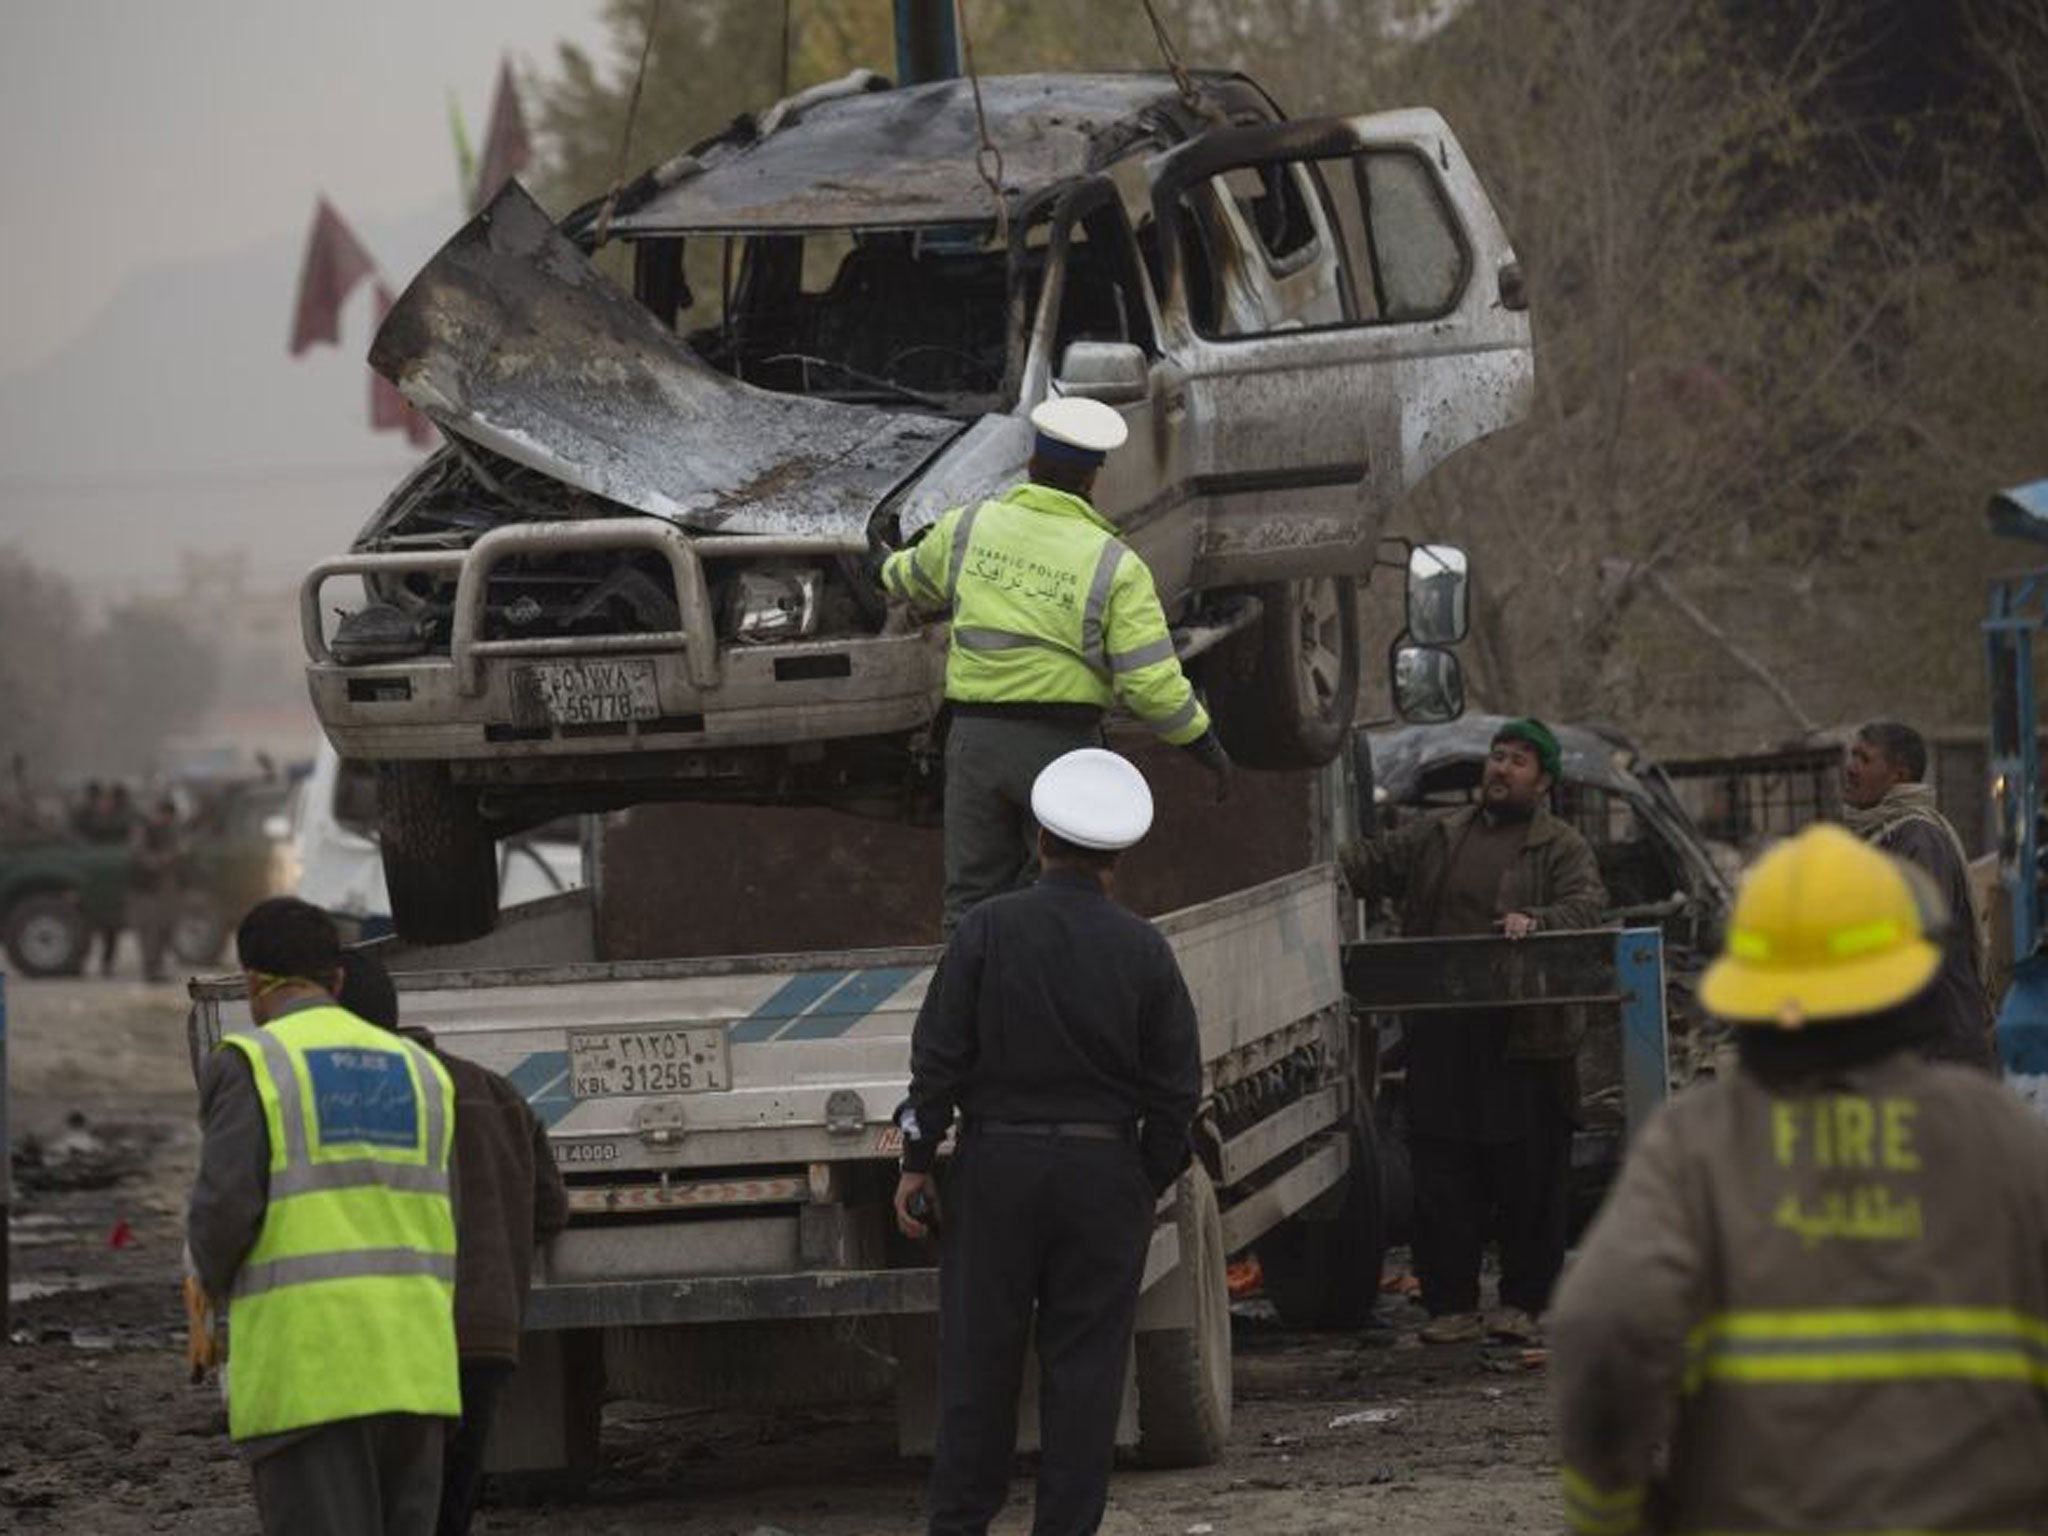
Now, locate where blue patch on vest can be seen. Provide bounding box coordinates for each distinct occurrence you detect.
[304,1047,419,1149]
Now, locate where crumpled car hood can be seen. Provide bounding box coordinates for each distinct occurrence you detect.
[369,182,962,537]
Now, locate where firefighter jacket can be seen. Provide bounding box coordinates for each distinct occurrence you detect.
[1341,804,1609,1057]
[880,482,1210,746]
[1551,1050,2048,1534]
[216,1005,461,1440]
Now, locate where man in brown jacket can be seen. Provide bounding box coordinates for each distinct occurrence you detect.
[1551,824,2048,1535]
[339,952,569,1536]
[1343,717,1607,1344]
[1842,718,1995,1068]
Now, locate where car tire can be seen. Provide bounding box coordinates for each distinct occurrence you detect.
[1255,1117,1387,1332]
[169,891,227,968]
[375,763,499,944]
[1133,1164,1232,1468]
[1202,577,1359,769]
[4,892,91,977]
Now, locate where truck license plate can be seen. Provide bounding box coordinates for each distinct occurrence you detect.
[529,660,659,726]
[569,1026,730,1098]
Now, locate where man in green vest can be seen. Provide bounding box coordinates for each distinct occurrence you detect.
[882,396,1233,932]
[187,898,460,1536]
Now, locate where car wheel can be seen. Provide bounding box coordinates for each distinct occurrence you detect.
[169,892,227,968]
[1255,1116,1387,1332]
[4,892,91,977]
[1202,577,1359,769]
[375,763,499,944]
[1133,1164,1232,1467]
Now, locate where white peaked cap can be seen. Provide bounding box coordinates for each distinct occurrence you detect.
[1031,748,1155,851]
[1029,396,1129,454]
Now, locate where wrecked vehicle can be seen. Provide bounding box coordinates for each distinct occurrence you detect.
[301,70,1534,938]
[1359,715,1733,1228]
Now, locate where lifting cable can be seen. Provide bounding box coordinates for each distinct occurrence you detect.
[594,0,665,249]
[953,0,1010,250]
[1138,0,1203,116]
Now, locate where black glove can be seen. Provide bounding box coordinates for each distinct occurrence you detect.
[1183,727,1233,803]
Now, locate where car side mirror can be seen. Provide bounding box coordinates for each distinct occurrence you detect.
[1406,544,1469,645]
[1392,645,1465,724]
[1054,341,1149,405]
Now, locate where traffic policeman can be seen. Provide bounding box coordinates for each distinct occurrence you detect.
[880,396,1232,933]
[187,898,460,1536]
[1550,825,2048,1533]
[894,748,1203,1536]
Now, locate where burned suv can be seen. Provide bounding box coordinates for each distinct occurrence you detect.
[302,71,1533,939]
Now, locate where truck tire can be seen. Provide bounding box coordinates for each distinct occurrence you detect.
[4,892,90,977]
[1133,1165,1232,1467]
[169,891,227,968]
[1255,1122,1386,1331]
[1200,577,1359,770]
[375,763,498,944]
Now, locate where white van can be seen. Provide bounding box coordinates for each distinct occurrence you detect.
[277,743,584,939]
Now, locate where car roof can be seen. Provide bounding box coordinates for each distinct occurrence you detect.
[1367,714,1650,801]
[608,71,1273,235]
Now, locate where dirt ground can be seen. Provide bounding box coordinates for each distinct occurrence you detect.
[3,972,1561,1535]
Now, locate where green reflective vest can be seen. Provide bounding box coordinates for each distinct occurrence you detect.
[881,482,1211,746]
[221,1004,459,1440]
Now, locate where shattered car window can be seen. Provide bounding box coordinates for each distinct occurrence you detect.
[1359,153,1466,320]
[629,226,1013,413]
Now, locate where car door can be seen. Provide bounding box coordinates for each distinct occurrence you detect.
[1146,110,1534,587]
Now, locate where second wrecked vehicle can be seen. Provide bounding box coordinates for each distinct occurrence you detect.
[301,70,1534,938]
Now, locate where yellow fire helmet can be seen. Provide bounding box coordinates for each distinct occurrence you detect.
[1700,823,1945,1029]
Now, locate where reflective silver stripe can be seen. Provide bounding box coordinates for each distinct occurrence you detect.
[1108,635,1177,674]
[246,1028,310,1167]
[1147,693,1202,739]
[1079,540,1127,673]
[945,504,984,603]
[954,627,1107,678]
[269,1159,451,1201]
[234,1246,456,1300]
[413,1041,447,1168]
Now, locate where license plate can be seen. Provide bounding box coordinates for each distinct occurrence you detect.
[569,1026,730,1099]
[529,660,659,726]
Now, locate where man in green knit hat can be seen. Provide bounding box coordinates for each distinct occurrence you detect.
[1343,717,1607,1344]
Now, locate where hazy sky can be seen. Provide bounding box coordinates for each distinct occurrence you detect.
[0,0,610,373]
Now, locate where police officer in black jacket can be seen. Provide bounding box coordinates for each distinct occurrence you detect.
[894,748,1203,1536]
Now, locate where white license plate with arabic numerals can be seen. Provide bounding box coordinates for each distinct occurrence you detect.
[569,1027,731,1098]
[529,660,660,726]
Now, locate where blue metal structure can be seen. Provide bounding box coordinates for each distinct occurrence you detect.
[893,0,961,85]
[1984,479,2048,1114]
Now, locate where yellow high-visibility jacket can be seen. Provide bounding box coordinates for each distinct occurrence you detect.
[1550,1048,2048,1534]
[881,482,1209,746]
[221,1005,459,1440]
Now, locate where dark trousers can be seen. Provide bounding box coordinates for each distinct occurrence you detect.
[438,1358,515,1536]
[927,1133,1155,1536]
[1410,1111,1572,1317]
[942,713,1104,935]
[249,1412,444,1536]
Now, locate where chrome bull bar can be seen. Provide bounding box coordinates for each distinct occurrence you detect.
[301,519,869,697]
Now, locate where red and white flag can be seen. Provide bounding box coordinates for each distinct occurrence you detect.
[288,197,377,356]
[472,58,532,211]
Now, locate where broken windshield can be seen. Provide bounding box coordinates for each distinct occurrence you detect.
[627,222,1050,416]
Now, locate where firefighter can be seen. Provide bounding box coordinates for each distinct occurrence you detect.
[187,899,460,1536]
[1550,824,2048,1534]
[880,396,1232,933]
[894,747,1203,1536]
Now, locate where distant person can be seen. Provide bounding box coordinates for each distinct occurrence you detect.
[1552,825,2048,1532]
[338,950,569,1536]
[186,898,458,1536]
[1840,719,1994,1067]
[1340,718,1607,1344]
[128,796,182,982]
[71,780,103,839]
